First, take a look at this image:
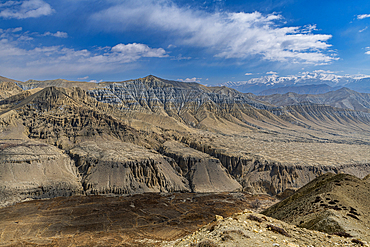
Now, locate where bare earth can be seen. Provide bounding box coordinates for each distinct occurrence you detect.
[0,193,275,246]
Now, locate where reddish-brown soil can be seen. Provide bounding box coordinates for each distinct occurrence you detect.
[0,193,276,246]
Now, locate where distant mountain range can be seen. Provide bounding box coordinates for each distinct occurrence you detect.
[254,87,370,113]
[258,84,340,96]
[220,71,370,94]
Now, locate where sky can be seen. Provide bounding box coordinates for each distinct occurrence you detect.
[1,0,370,85]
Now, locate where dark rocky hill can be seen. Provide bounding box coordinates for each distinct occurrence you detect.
[263,173,370,242]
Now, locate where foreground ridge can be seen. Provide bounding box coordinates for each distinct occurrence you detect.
[263,173,370,242]
[164,210,368,247]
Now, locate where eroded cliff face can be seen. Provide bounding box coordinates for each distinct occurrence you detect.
[69,141,190,194]
[0,140,83,207]
[159,141,241,192]
[180,136,370,196]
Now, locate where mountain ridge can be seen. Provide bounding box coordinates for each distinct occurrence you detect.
[258,83,339,95]
[255,87,370,113]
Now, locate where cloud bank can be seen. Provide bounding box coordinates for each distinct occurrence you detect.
[0,0,54,19]
[92,0,336,64]
[0,28,168,78]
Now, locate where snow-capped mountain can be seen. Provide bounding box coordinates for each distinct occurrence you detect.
[220,71,370,94]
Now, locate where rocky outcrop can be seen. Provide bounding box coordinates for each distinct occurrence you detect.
[69,141,190,194]
[0,140,83,207]
[164,210,366,247]
[159,141,241,192]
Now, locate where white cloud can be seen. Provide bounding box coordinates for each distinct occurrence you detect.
[245,73,253,76]
[12,27,22,32]
[266,71,278,75]
[43,31,68,38]
[171,54,191,60]
[89,79,97,83]
[359,27,368,33]
[112,43,167,61]
[91,0,336,64]
[78,76,89,80]
[365,51,370,55]
[357,14,370,20]
[177,77,202,83]
[0,0,54,19]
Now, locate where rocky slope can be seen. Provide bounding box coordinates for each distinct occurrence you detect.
[164,210,368,247]
[263,173,370,242]
[17,78,97,90]
[0,81,23,101]
[1,86,143,149]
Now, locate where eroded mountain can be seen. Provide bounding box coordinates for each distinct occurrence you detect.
[1,75,370,207]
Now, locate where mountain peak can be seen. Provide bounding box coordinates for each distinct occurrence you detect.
[142,74,161,81]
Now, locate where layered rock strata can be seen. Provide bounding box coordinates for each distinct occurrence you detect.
[0,139,82,207]
[69,141,190,194]
[159,141,241,192]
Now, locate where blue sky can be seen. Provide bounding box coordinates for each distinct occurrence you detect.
[1,0,370,85]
